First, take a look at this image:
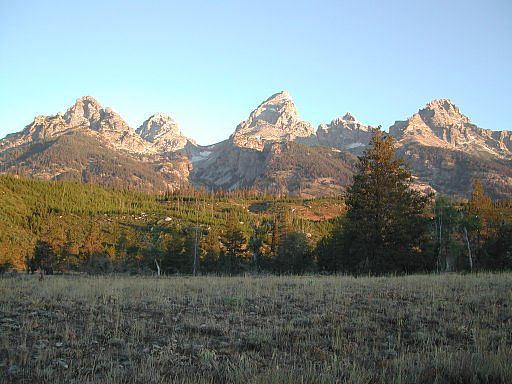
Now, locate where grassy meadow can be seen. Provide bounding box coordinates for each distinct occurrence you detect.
[0,273,511,383]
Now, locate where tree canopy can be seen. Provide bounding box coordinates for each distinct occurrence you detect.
[342,129,431,274]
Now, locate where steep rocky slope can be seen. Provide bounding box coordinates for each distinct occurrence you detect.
[315,99,512,198]
[0,96,152,155]
[189,92,356,195]
[0,132,169,192]
[137,113,194,152]
[316,112,376,154]
[389,99,512,159]
[0,97,195,192]
[388,99,512,198]
[231,91,315,150]
[1,93,510,198]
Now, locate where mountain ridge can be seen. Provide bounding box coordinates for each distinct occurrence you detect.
[1,93,510,198]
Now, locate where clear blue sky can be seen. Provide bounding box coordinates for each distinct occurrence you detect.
[1,0,511,145]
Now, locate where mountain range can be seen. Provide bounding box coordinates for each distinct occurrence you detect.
[1,92,511,198]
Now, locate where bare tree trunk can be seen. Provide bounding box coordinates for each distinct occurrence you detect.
[154,259,161,277]
[463,226,473,273]
[437,215,443,273]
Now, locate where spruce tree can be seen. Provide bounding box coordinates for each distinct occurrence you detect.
[343,129,430,274]
[220,212,246,274]
[201,228,221,273]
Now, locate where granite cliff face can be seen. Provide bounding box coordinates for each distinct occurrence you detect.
[316,99,512,161]
[136,113,193,152]
[312,99,511,197]
[316,112,376,154]
[388,99,512,197]
[188,91,354,195]
[389,99,512,159]
[231,91,315,151]
[1,96,152,155]
[0,97,195,192]
[0,93,510,198]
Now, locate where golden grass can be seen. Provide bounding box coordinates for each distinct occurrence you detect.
[1,273,511,383]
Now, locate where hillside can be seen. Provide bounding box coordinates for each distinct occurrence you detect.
[0,132,172,192]
[0,175,344,270]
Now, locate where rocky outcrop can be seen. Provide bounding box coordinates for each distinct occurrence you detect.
[390,99,512,159]
[1,93,510,198]
[388,99,512,199]
[231,91,315,151]
[1,96,152,155]
[189,92,356,195]
[316,112,375,153]
[137,113,193,152]
[0,96,197,192]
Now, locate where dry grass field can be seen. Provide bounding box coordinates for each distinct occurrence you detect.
[1,273,511,383]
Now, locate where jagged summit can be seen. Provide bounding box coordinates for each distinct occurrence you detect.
[420,99,467,118]
[67,95,103,113]
[148,112,176,121]
[63,96,102,124]
[1,94,511,198]
[262,90,292,103]
[419,98,471,128]
[231,90,314,150]
[425,98,459,112]
[243,90,298,126]
[137,113,192,152]
[342,112,357,122]
[61,95,131,132]
[71,95,102,109]
[389,99,511,158]
[326,112,369,129]
[317,112,375,152]
[1,96,151,154]
[137,113,178,139]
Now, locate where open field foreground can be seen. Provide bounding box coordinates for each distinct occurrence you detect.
[1,274,511,384]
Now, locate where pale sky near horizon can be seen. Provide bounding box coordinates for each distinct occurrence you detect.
[0,0,511,145]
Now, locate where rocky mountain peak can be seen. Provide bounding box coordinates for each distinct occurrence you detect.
[342,112,357,122]
[317,113,375,152]
[137,113,191,152]
[419,98,470,128]
[137,113,179,139]
[390,99,469,142]
[266,90,292,101]
[247,90,298,126]
[231,91,314,150]
[75,95,102,109]
[0,96,154,155]
[389,99,512,159]
[425,98,457,111]
[63,96,104,128]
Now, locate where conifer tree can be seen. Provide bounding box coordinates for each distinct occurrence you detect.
[32,240,57,274]
[316,222,344,273]
[342,129,430,274]
[163,230,191,274]
[201,228,221,273]
[220,212,246,274]
[276,232,311,273]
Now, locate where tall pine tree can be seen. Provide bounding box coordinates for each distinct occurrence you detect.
[220,211,247,274]
[342,129,430,274]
